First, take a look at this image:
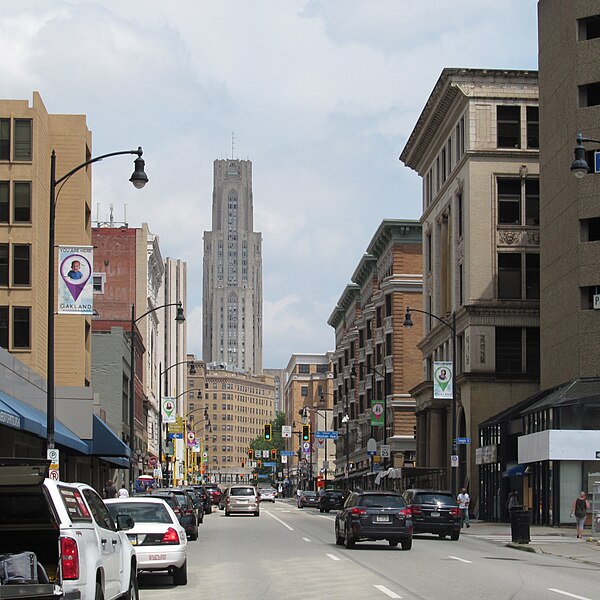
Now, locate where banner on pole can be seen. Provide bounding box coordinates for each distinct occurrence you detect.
[162,397,176,423]
[58,246,94,314]
[370,399,385,426]
[433,361,453,399]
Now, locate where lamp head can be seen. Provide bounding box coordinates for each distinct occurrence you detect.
[403,307,414,329]
[129,148,148,189]
[175,302,186,323]
[571,135,590,179]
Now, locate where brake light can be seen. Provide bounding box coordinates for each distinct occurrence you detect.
[451,507,461,517]
[226,497,230,504]
[173,506,181,515]
[60,537,80,580]
[398,508,410,517]
[351,507,367,516]
[161,528,180,545]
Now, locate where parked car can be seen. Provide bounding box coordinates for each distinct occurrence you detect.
[105,497,188,585]
[335,490,413,550]
[218,487,229,511]
[182,486,205,523]
[192,485,212,514]
[223,485,260,516]
[203,483,222,506]
[319,489,345,512]
[0,457,138,600]
[153,489,199,541]
[402,489,461,540]
[297,490,319,509]
[259,488,276,503]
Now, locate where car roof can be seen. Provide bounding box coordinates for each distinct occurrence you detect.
[105,497,169,504]
[405,489,453,494]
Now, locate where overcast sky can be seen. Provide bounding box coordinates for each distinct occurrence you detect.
[2,1,539,369]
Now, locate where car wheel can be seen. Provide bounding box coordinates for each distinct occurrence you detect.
[173,560,187,586]
[190,528,198,541]
[325,509,330,513]
[438,533,446,539]
[254,511,259,517]
[450,532,460,541]
[388,539,399,547]
[199,514,204,524]
[401,537,413,551]
[95,581,104,600]
[335,525,344,546]
[319,508,324,513]
[345,533,355,549]
[123,569,139,600]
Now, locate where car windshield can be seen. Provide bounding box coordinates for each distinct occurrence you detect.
[414,493,456,505]
[107,502,172,524]
[359,495,404,508]
[230,488,255,496]
[174,495,189,507]
[302,491,317,497]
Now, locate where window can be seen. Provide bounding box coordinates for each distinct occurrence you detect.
[0,181,31,224]
[316,364,328,374]
[0,119,9,161]
[526,107,539,149]
[497,106,521,148]
[457,192,463,237]
[498,253,521,298]
[0,306,7,348]
[496,327,522,374]
[0,244,7,286]
[92,273,105,294]
[578,15,600,41]
[12,244,30,286]
[579,82,600,108]
[12,306,31,349]
[525,328,540,376]
[301,386,308,397]
[525,254,540,299]
[581,217,600,242]
[498,179,521,224]
[0,182,7,222]
[525,179,540,226]
[13,120,32,161]
[298,364,310,374]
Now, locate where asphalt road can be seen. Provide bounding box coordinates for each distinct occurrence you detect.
[138,500,600,600]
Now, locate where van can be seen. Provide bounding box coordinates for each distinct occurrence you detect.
[224,485,260,517]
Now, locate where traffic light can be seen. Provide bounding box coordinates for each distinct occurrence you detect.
[248,448,254,459]
[270,448,277,460]
[302,424,310,442]
[264,423,272,441]
[257,460,262,468]
[241,461,245,468]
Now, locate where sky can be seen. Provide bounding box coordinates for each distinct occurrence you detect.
[1,1,539,369]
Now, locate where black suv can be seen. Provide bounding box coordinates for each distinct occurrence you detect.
[154,488,199,540]
[402,489,461,540]
[335,490,412,550]
[192,485,212,514]
[319,490,345,513]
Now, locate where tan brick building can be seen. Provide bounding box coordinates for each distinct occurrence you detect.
[400,69,540,504]
[0,92,92,385]
[328,220,423,487]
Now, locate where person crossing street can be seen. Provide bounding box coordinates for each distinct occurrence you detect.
[457,488,470,528]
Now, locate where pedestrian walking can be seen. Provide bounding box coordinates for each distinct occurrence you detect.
[103,479,117,499]
[570,491,590,538]
[457,488,470,528]
[117,483,129,498]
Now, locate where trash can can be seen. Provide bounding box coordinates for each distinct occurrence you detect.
[510,508,530,544]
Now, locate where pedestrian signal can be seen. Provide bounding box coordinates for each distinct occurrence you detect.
[302,425,310,442]
[264,423,272,441]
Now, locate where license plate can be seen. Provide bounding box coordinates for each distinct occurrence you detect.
[376,515,389,522]
[148,554,166,561]
[127,534,137,545]
[431,512,440,517]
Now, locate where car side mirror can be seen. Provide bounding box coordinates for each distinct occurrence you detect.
[116,514,135,531]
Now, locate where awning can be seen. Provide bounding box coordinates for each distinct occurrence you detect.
[85,415,131,459]
[100,456,129,468]
[0,391,89,454]
[503,463,528,478]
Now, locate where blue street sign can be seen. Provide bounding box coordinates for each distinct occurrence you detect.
[263,461,277,467]
[595,151,600,173]
[281,450,296,456]
[456,437,471,444]
[314,431,339,439]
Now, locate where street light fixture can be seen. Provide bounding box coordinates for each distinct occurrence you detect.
[570,133,600,178]
[46,147,148,451]
[130,303,185,481]
[403,305,458,496]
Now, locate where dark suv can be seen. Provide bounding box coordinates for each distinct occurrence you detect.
[402,489,461,540]
[154,488,199,540]
[192,485,212,514]
[335,490,412,550]
[319,490,345,513]
[203,483,222,506]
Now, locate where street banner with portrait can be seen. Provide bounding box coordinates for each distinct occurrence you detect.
[58,246,94,314]
[433,361,453,399]
[162,397,176,423]
[370,399,385,426]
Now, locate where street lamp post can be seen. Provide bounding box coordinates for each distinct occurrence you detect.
[571,132,600,178]
[364,363,389,469]
[301,402,334,492]
[47,148,148,451]
[129,302,184,483]
[403,306,458,496]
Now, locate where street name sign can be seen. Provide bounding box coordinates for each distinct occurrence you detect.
[456,437,471,444]
[314,430,339,439]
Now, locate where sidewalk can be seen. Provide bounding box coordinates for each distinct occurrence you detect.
[462,520,600,566]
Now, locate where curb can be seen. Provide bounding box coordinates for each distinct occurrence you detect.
[507,542,538,553]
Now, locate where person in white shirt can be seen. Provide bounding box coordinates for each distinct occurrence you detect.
[117,484,130,498]
[457,488,470,528]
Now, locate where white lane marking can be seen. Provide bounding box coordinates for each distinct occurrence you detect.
[265,511,294,531]
[326,553,340,561]
[318,515,335,521]
[448,555,472,563]
[374,585,402,598]
[548,590,592,600]
[280,510,292,513]
[302,537,311,542]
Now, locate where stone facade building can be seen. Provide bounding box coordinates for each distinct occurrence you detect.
[328,220,423,487]
[400,69,540,505]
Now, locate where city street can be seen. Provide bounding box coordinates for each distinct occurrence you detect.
[138,499,600,600]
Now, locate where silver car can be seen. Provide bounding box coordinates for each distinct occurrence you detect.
[224,485,260,516]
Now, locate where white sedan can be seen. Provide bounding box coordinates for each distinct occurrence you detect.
[105,497,188,585]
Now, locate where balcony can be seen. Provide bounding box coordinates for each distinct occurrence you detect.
[375,328,384,343]
[358,348,366,361]
[385,355,394,372]
[384,316,393,333]
[358,380,365,394]
[365,374,373,389]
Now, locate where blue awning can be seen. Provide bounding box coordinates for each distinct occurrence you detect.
[503,463,528,478]
[0,391,89,454]
[100,456,130,468]
[85,415,131,459]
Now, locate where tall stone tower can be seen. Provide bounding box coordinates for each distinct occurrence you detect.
[203,159,263,374]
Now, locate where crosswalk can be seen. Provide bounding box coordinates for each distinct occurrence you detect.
[467,533,579,545]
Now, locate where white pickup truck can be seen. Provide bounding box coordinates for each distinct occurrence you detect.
[0,458,138,600]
